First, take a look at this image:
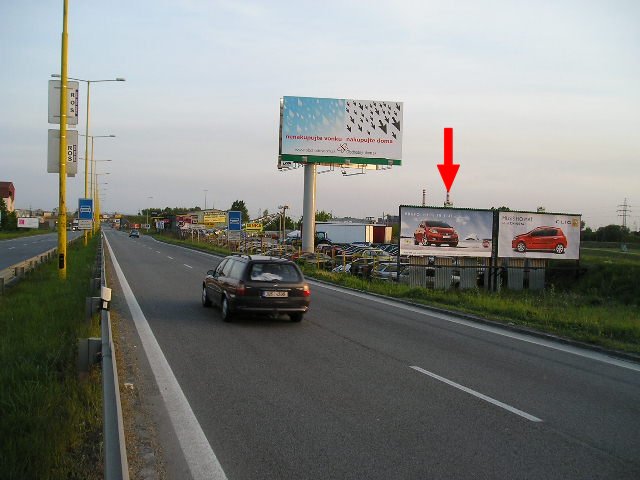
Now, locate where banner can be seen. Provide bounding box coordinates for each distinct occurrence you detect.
[18,217,39,229]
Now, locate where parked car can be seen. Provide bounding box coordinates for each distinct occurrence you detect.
[371,262,407,281]
[512,226,568,254]
[129,229,140,238]
[413,221,459,247]
[202,255,310,322]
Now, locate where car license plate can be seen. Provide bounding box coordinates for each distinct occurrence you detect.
[263,291,288,298]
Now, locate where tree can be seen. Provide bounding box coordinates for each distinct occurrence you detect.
[0,198,7,230]
[230,200,249,222]
[315,210,333,222]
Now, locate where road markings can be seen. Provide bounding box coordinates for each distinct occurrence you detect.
[313,282,640,373]
[184,264,193,269]
[156,250,161,253]
[8,247,15,250]
[104,234,228,480]
[410,365,543,423]
[167,256,174,260]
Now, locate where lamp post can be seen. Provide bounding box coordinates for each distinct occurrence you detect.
[146,196,153,231]
[52,73,124,242]
[94,172,110,233]
[203,189,208,211]
[278,205,289,244]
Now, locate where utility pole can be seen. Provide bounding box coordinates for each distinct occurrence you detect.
[617,198,632,229]
[422,189,426,207]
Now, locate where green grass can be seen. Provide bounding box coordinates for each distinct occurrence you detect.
[0,236,103,480]
[0,229,54,240]
[150,234,640,355]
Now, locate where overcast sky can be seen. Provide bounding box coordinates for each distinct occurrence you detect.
[1,0,638,229]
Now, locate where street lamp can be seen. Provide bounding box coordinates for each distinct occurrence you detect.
[53,72,124,241]
[79,133,115,240]
[203,189,208,211]
[146,196,153,231]
[278,205,289,244]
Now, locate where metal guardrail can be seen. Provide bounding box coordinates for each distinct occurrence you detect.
[98,235,130,480]
[0,247,57,294]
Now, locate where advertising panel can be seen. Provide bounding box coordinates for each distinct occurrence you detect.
[18,217,39,229]
[498,212,581,259]
[280,96,403,166]
[203,213,227,226]
[400,206,494,257]
[47,129,78,176]
[245,222,263,232]
[48,80,79,125]
[176,215,192,229]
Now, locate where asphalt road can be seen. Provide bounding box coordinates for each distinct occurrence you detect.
[103,228,640,480]
[0,231,83,270]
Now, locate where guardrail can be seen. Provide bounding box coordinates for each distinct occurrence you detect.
[98,235,130,480]
[0,247,57,294]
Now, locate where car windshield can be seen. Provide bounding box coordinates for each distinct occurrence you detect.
[428,221,452,228]
[249,263,301,282]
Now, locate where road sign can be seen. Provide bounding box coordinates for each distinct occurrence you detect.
[78,198,93,220]
[228,211,242,231]
[78,219,93,230]
[48,80,79,125]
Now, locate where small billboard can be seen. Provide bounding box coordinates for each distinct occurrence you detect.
[48,80,79,125]
[245,222,263,232]
[47,129,78,176]
[400,206,494,257]
[279,96,403,166]
[18,217,39,229]
[497,212,581,259]
[203,213,227,226]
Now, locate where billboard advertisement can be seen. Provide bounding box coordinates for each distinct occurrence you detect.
[18,217,39,229]
[47,129,78,176]
[280,96,403,166]
[203,213,227,226]
[400,206,494,257]
[48,80,79,126]
[497,212,581,259]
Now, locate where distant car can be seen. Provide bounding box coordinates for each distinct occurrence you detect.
[512,226,567,254]
[129,229,140,238]
[414,221,459,247]
[371,262,407,281]
[202,255,310,322]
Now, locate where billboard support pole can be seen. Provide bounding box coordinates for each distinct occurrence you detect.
[302,162,316,253]
[57,0,69,280]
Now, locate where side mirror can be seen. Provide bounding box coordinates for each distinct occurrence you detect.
[206,270,215,277]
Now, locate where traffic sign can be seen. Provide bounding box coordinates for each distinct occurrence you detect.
[78,198,93,220]
[228,211,242,231]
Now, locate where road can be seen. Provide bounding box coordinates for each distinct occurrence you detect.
[103,228,640,480]
[0,231,83,270]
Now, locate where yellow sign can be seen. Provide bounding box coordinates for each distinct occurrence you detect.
[204,213,227,225]
[245,222,263,231]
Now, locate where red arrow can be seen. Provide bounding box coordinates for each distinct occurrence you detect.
[437,127,460,192]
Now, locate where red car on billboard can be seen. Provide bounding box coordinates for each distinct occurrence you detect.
[414,221,459,247]
[512,226,568,254]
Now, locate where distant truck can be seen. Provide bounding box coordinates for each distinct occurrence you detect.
[72,219,79,231]
[316,223,391,245]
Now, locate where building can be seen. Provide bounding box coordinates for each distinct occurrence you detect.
[0,181,15,211]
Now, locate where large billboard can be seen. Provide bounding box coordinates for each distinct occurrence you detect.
[497,212,581,259]
[400,206,494,257]
[18,217,39,229]
[279,96,403,166]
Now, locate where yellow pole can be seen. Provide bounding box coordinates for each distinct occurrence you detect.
[91,138,96,235]
[83,83,90,246]
[57,0,69,279]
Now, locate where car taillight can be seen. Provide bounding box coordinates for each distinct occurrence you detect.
[303,285,311,297]
[236,282,246,296]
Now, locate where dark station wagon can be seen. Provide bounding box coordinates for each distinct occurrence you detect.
[202,255,310,322]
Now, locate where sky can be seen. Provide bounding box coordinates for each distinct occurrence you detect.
[1,0,638,230]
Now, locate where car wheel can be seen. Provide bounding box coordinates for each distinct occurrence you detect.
[554,244,565,254]
[202,286,212,307]
[221,297,233,322]
[290,312,303,322]
[516,241,526,253]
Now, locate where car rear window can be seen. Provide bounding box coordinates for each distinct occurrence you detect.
[249,263,301,282]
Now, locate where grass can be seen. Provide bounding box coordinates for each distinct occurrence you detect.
[0,235,103,480]
[0,229,54,240]
[150,233,640,354]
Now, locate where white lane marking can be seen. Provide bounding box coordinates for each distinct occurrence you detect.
[167,256,174,260]
[104,235,227,480]
[184,264,193,269]
[410,365,543,423]
[312,281,640,373]
[8,247,15,250]
[156,250,161,253]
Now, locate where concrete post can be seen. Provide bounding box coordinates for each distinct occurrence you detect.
[302,162,317,253]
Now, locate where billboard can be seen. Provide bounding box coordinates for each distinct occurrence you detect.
[497,212,581,259]
[400,206,494,257]
[203,213,226,226]
[18,217,39,229]
[245,222,263,232]
[48,80,79,125]
[279,96,403,166]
